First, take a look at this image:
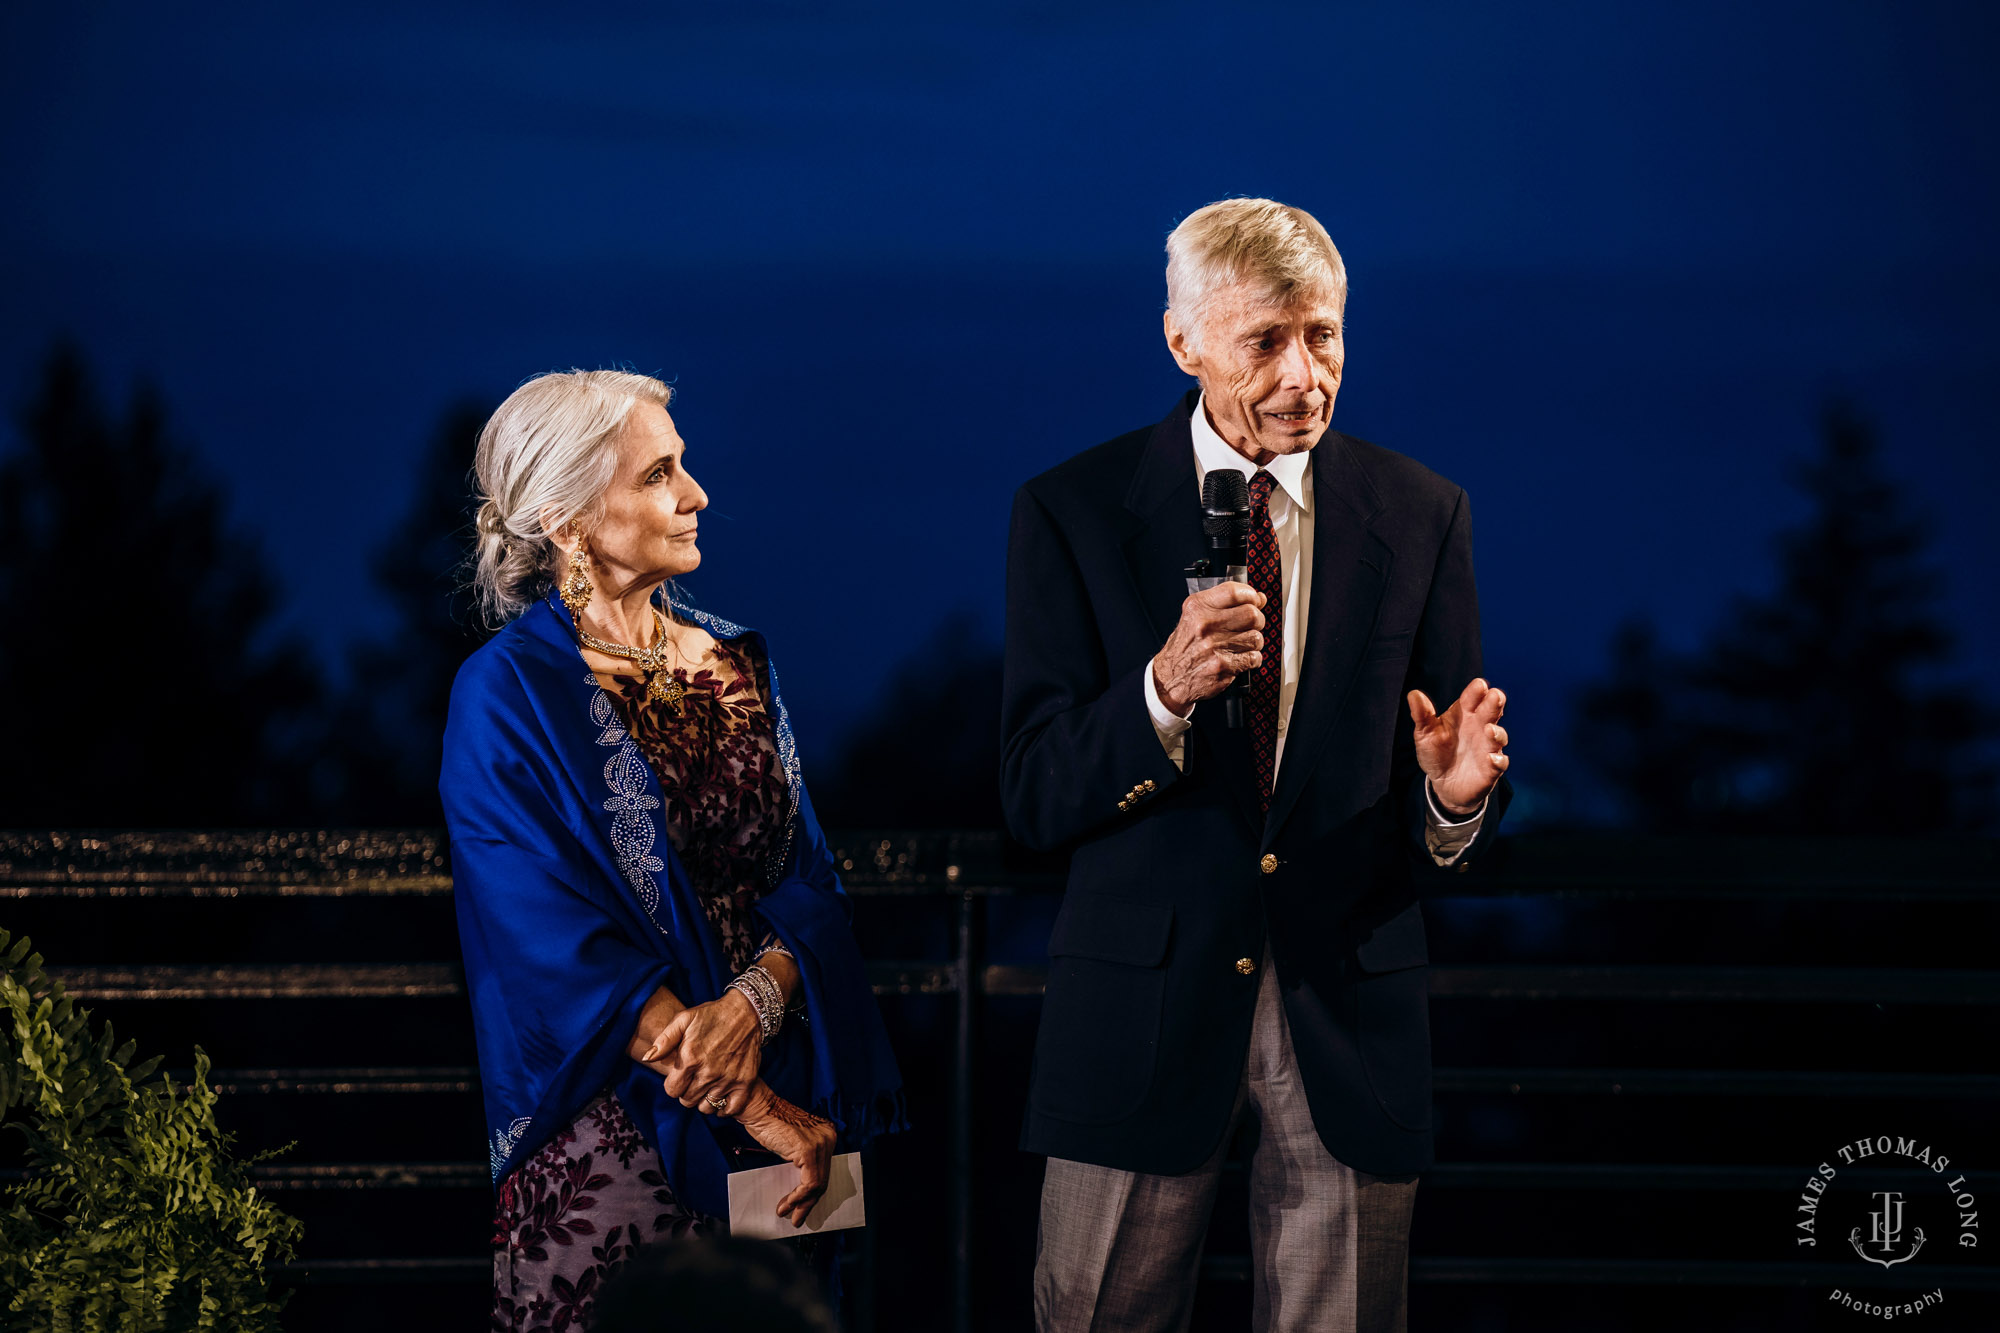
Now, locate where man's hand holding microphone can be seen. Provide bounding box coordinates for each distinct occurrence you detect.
[1150,583,1268,718]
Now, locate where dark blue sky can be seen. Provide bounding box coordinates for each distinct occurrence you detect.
[5,2,1995,809]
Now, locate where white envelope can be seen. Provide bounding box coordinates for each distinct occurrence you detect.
[727,1151,866,1240]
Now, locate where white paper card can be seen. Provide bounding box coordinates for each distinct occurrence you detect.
[727,1151,866,1240]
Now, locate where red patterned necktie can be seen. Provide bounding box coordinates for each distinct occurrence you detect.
[1246,470,1285,813]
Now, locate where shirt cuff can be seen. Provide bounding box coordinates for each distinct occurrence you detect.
[1425,780,1487,828]
[1143,656,1193,770]
[1424,779,1487,867]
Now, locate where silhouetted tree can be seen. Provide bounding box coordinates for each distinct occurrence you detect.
[0,346,321,825]
[1570,619,1710,828]
[813,611,1004,829]
[1574,403,1993,832]
[319,402,490,824]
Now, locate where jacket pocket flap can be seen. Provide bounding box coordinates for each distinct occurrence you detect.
[1354,903,1429,973]
[1049,895,1173,968]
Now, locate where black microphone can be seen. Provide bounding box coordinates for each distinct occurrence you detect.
[1197,471,1251,729]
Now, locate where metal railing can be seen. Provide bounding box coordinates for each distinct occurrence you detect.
[5,829,1999,1328]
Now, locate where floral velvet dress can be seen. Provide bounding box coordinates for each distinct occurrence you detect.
[491,634,789,1332]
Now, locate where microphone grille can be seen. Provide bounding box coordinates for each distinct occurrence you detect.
[1202,469,1249,514]
[1201,469,1250,539]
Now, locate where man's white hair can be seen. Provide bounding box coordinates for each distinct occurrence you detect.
[470,369,673,626]
[1165,198,1347,351]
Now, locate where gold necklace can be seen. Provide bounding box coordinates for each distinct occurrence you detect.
[575,606,690,713]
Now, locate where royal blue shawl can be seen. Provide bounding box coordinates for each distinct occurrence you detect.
[440,588,905,1219]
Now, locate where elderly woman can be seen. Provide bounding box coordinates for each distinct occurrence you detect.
[441,369,903,1329]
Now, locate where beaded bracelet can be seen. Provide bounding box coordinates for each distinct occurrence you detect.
[747,964,785,1032]
[749,963,785,1019]
[754,943,809,1018]
[727,964,785,1045]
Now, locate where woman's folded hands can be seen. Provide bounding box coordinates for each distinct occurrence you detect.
[627,983,835,1225]
[638,989,763,1116]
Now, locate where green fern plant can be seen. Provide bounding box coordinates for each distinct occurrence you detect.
[0,928,301,1331]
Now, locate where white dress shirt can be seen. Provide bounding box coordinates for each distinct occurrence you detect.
[1143,395,1486,864]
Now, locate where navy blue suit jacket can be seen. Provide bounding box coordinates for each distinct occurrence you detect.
[1001,391,1510,1177]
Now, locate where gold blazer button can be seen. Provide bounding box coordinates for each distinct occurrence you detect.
[1235,957,1257,975]
[1259,853,1278,874]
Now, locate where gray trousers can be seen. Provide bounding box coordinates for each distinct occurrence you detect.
[1033,954,1418,1333]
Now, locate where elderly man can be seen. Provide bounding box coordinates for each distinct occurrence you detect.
[1001,198,1513,1333]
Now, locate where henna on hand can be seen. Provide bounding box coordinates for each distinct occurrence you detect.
[748,1091,819,1132]
[737,1082,836,1227]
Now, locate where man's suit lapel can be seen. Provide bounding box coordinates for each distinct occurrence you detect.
[1120,393,1262,838]
[1263,433,1393,848]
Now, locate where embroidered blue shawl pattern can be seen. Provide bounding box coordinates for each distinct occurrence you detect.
[441,588,905,1220]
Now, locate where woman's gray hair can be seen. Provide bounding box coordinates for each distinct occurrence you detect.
[471,369,673,626]
[1165,198,1347,352]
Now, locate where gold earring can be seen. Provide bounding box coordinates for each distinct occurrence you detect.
[559,531,594,618]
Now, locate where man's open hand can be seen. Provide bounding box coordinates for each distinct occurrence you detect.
[1152,583,1267,716]
[1408,678,1509,814]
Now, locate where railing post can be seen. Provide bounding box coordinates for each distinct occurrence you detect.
[853,1144,878,1333]
[950,882,982,1333]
